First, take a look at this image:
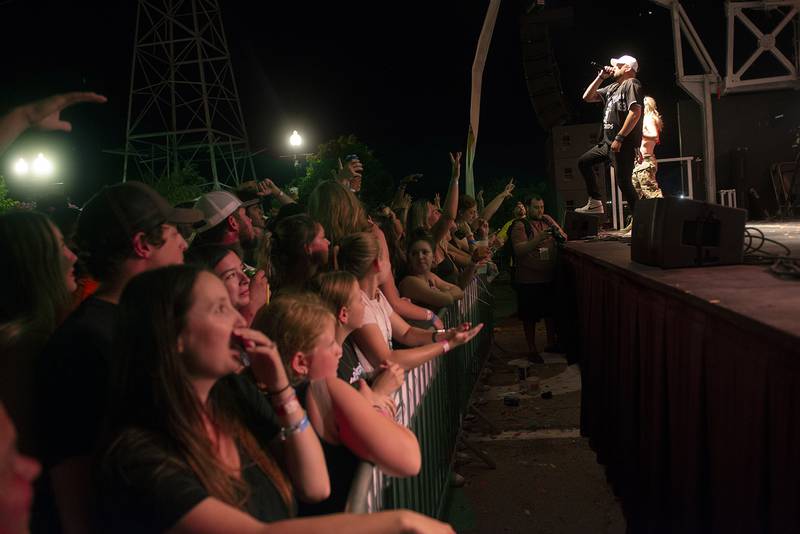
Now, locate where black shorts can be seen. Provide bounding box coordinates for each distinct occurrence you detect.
[515,281,553,322]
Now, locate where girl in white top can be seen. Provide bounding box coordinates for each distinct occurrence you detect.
[335,232,483,372]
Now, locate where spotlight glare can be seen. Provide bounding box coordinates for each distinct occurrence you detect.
[13,158,29,175]
[32,153,53,176]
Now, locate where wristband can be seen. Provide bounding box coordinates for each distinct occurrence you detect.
[273,395,301,417]
[614,134,626,142]
[440,340,451,353]
[279,414,310,441]
[263,382,291,397]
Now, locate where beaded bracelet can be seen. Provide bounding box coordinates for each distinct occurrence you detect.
[279,414,310,441]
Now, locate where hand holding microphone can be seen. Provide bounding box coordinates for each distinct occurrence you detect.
[590,61,613,80]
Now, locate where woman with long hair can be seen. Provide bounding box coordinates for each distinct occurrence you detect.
[309,160,465,330]
[254,292,419,516]
[337,232,483,374]
[632,95,664,201]
[0,210,77,454]
[266,214,329,295]
[313,271,404,408]
[185,244,268,325]
[398,230,464,311]
[96,265,450,533]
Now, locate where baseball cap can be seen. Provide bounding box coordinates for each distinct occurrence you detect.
[78,181,203,251]
[610,54,638,72]
[194,190,259,233]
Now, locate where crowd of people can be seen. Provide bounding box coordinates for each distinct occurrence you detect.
[0,91,573,534]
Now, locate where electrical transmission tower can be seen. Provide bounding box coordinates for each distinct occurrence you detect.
[122,0,255,189]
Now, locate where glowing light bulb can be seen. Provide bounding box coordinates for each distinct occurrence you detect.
[13,158,29,175]
[289,130,302,147]
[32,153,53,176]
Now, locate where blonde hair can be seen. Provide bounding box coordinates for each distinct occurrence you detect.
[307,180,370,245]
[335,232,381,280]
[252,293,335,384]
[313,271,359,317]
[644,96,663,132]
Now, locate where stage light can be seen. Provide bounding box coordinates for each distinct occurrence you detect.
[32,153,54,177]
[289,130,302,147]
[13,158,29,176]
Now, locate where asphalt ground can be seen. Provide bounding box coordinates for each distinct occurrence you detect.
[441,276,625,534]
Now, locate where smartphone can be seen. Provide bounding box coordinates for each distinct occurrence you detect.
[343,154,360,162]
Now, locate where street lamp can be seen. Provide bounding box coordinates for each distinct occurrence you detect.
[289,130,302,147]
[11,153,54,178]
[13,158,29,175]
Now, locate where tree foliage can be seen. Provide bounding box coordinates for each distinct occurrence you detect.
[292,134,394,208]
[0,175,21,213]
[143,164,206,206]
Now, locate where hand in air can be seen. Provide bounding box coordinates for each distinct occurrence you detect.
[21,91,107,132]
[503,178,515,197]
[449,152,462,179]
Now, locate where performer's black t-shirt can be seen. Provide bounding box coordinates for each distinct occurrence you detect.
[597,78,643,145]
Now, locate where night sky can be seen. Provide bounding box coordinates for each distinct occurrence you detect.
[0,0,728,204]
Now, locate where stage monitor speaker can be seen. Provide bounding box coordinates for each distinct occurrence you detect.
[631,197,746,268]
[563,210,599,240]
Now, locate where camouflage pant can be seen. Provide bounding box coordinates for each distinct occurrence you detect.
[631,155,663,199]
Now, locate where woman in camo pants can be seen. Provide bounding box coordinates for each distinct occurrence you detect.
[632,96,664,199]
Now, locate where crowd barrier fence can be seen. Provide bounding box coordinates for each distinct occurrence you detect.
[344,275,494,517]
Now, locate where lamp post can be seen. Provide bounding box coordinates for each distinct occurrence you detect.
[289,130,302,177]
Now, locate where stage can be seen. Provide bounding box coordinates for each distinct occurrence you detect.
[558,220,800,534]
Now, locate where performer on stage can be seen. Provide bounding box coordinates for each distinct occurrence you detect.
[631,96,664,199]
[575,55,643,216]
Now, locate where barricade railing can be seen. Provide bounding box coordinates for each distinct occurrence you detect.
[344,275,494,517]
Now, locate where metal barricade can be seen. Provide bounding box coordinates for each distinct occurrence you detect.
[344,276,493,517]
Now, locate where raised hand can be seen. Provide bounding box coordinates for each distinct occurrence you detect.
[332,157,364,187]
[477,189,485,203]
[433,192,441,209]
[449,151,462,179]
[503,178,515,197]
[256,179,281,197]
[22,92,107,132]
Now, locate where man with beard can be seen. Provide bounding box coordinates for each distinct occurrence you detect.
[509,195,567,363]
[575,54,643,218]
[192,190,259,256]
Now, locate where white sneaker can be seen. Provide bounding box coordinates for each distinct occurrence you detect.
[575,198,604,214]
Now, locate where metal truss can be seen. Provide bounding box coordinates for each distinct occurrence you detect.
[651,0,800,202]
[122,0,255,189]
[725,1,800,93]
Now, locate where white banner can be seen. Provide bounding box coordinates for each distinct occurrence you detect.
[466,0,502,197]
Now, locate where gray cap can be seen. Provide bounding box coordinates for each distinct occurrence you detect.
[194,190,258,233]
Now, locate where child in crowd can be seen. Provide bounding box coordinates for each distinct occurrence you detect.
[254,293,419,516]
[336,232,483,374]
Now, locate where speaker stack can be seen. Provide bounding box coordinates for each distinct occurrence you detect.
[519,9,572,130]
